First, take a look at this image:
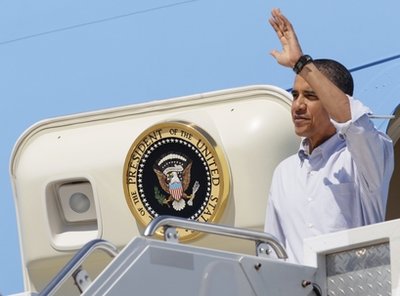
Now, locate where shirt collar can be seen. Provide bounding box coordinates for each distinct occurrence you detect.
[298,139,310,163]
[298,133,345,161]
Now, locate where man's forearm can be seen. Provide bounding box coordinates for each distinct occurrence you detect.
[298,61,351,123]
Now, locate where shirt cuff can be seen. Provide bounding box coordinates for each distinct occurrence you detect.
[331,96,372,134]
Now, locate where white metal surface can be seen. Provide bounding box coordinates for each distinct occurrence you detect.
[9,85,298,292]
[304,218,400,295]
[83,237,316,296]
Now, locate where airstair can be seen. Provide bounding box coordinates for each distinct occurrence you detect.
[37,216,321,296]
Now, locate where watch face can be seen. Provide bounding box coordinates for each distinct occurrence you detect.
[293,55,312,74]
[123,121,230,241]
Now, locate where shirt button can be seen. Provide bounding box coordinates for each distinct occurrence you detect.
[308,223,314,228]
[307,197,313,202]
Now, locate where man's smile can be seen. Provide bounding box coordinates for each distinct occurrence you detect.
[292,114,310,125]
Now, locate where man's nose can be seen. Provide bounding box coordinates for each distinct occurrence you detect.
[293,96,306,111]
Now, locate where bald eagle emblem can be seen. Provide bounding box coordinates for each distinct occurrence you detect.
[153,153,200,211]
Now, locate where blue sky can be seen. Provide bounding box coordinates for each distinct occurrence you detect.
[1,1,400,294]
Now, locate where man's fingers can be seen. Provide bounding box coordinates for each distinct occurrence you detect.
[271,8,281,18]
[269,20,286,40]
[270,8,293,35]
[269,17,285,39]
[278,13,294,32]
[268,18,276,29]
[270,49,279,60]
[269,19,280,35]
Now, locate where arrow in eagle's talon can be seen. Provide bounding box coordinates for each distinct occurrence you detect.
[188,181,200,206]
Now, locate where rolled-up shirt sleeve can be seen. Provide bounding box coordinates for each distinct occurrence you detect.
[331,96,394,220]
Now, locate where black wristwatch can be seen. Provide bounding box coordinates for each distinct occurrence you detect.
[293,55,313,74]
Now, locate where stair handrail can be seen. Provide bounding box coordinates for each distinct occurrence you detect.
[39,239,118,296]
[144,215,287,259]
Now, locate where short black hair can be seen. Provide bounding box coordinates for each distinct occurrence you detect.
[313,59,354,96]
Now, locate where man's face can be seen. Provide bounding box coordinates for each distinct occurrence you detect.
[291,75,336,149]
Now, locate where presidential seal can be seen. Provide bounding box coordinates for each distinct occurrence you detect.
[123,121,230,241]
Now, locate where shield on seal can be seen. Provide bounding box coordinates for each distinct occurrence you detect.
[169,181,183,200]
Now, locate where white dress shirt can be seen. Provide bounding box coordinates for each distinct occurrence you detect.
[264,97,394,264]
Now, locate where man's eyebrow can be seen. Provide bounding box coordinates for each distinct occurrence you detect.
[303,90,317,96]
[291,90,317,96]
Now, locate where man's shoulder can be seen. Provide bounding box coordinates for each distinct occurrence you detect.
[275,153,299,172]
